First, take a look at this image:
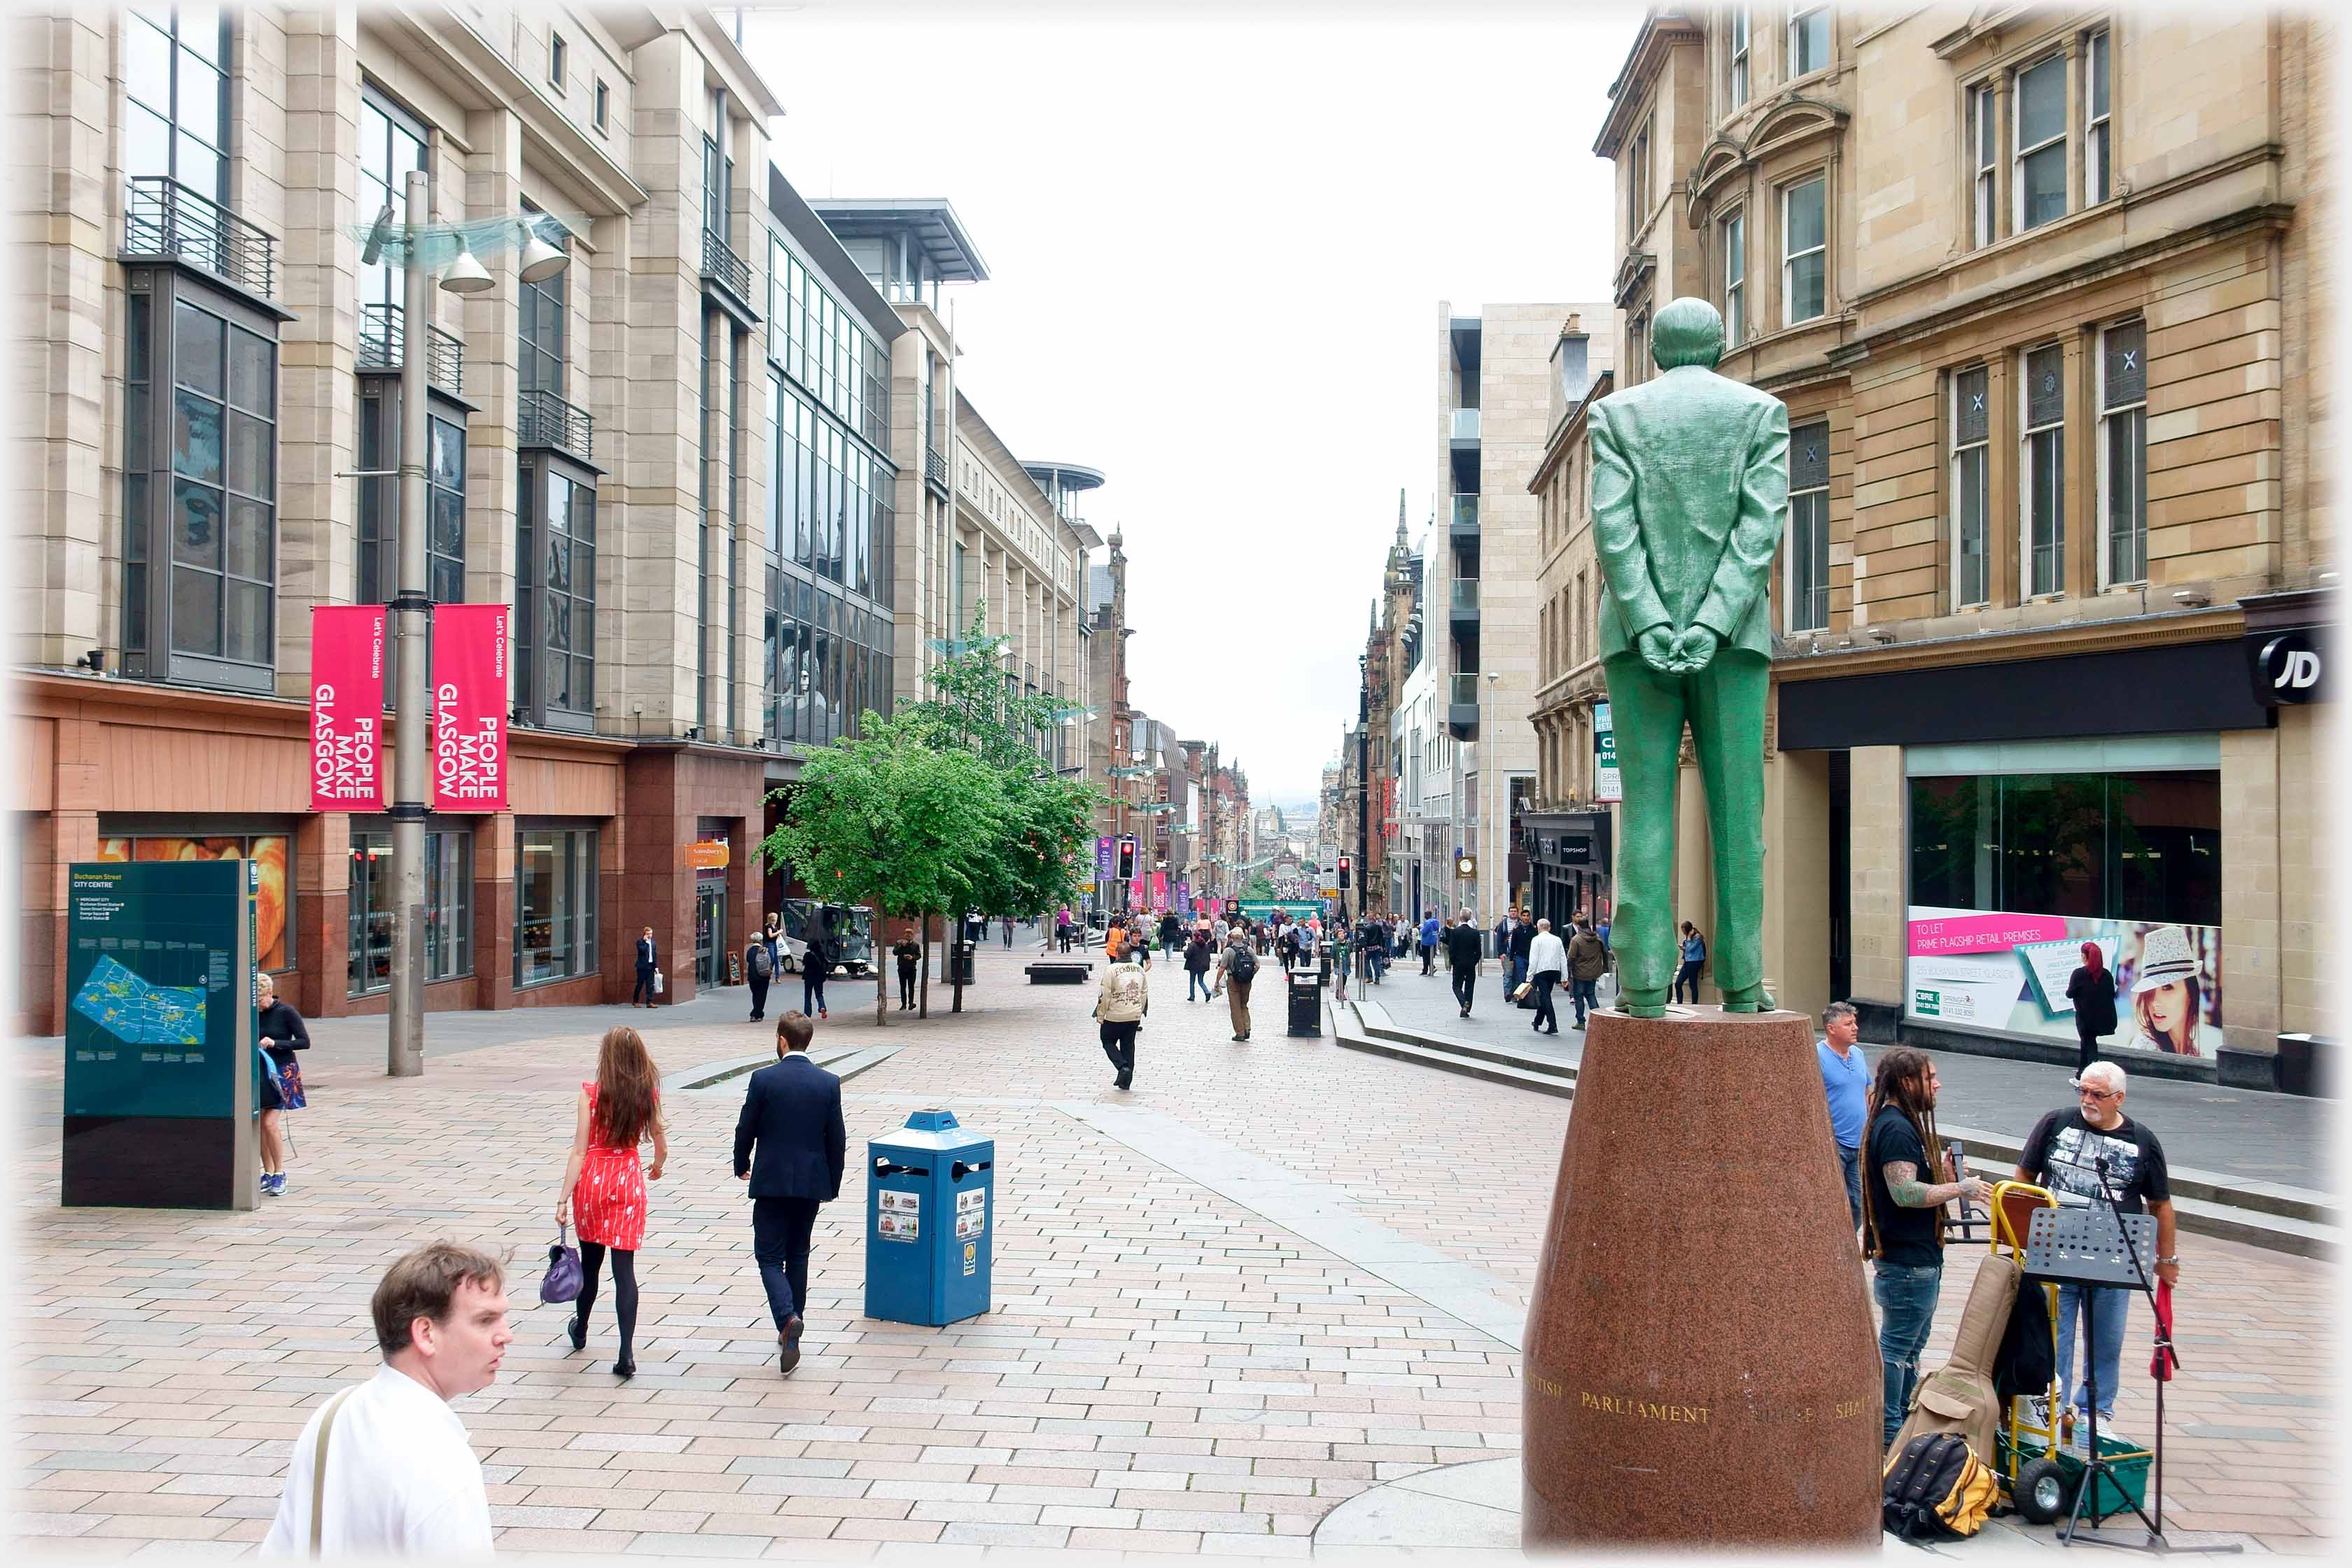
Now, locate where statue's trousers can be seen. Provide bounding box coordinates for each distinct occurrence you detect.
[1602,648,1769,1002]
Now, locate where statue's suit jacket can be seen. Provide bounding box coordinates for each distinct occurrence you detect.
[1589,366,1789,663]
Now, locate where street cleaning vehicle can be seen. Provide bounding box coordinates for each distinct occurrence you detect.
[778,899,874,977]
[1986,1180,2156,1527]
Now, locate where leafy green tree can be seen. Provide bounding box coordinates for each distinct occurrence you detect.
[762,715,1008,1027]
[1242,871,1278,902]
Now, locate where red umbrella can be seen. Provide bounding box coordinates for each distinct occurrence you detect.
[2149,1278,2178,1381]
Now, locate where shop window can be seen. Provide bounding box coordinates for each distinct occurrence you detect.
[348,828,473,996]
[1998,774,2107,917]
[1785,419,1830,633]
[2099,319,2147,588]
[1782,176,1826,326]
[1907,770,2220,927]
[2106,772,2220,928]
[97,831,291,970]
[515,824,599,985]
[1951,365,1991,607]
[2021,344,2065,596]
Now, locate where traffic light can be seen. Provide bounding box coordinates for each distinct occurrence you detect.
[1338,855,1351,890]
[1118,837,1135,878]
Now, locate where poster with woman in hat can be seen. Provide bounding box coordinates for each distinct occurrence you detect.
[2115,923,2224,1056]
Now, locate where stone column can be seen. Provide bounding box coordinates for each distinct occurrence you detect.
[1847,744,1906,1009]
[2220,724,2281,1056]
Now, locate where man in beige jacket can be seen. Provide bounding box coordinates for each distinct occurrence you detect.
[1092,953,1149,1090]
[1214,929,1259,1042]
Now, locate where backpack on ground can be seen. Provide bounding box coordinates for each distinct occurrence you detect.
[1881,1432,1998,1541]
[748,942,772,980]
[1228,946,1259,984]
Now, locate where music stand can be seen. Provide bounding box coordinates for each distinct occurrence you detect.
[2024,1189,2238,1555]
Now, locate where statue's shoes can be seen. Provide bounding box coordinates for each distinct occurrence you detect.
[1615,993,1667,1019]
[1719,984,1777,1013]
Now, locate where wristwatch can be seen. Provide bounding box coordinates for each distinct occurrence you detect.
[2155,1255,2180,1266]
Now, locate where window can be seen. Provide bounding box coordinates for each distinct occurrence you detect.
[358,397,465,606]
[514,825,598,986]
[517,211,566,395]
[1786,419,1830,632]
[1966,83,1998,248]
[1782,176,1827,326]
[1627,312,1648,384]
[1951,366,1991,608]
[1628,118,1651,238]
[2014,53,2068,230]
[2021,343,2065,596]
[1788,4,1831,77]
[96,831,292,970]
[1728,8,1750,108]
[2085,31,2112,204]
[168,298,276,668]
[548,33,567,92]
[2099,319,2147,588]
[517,463,596,725]
[122,4,229,201]
[349,828,473,995]
[594,78,610,136]
[1721,211,1746,347]
[1908,771,2220,929]
[357,89,429,334]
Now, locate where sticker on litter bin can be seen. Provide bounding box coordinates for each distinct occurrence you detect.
[876,1189,919,1241]
[962,1240,978,1277]
[955,1188,985,1240]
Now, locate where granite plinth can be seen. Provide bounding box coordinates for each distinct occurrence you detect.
[1522,1005,1881,1548]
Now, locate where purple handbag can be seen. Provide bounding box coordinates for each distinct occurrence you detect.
[540,1223,582,1305]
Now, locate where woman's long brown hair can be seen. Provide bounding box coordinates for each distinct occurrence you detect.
[593,1026,662,1147]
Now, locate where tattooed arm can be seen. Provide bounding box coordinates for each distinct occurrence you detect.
[1883,1159,1989,1208]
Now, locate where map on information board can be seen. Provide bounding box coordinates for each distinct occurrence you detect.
[71,955,207,1046]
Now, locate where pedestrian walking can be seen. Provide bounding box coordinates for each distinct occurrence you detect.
[734,1011,847,1376]
[801,919,833,1019]
[556,1026,667,1380]
[1566,919,1609,1030]
[1184,930,1214,1001]
[2066,941,2119,1077]
[260,1242,510,1556]
[632,926,659,1007]
[1860,1048,1991,1447]
[1093,948,1149,1091]
[1674,922,1707,1004]
[892,932,920,1010]
[2012,1060,2178,1453]
[1157,910,1183,963]
[1527,918,1566,1036]
[1217,927,1259,1041]
[1419,911,1441,974]
[1331,926,1350,1002]
[1001,913,1014,948]
[745,925,775,1023]
[1444,909,1484,1017]
[253,971,309,1198]
[1056,907,1074,953]
[1816,1001,1868,1231]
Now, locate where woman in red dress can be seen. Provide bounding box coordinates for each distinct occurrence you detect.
[556,1026,666,1378]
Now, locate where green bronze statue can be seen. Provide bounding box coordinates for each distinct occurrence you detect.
[1591,297,1784,1018]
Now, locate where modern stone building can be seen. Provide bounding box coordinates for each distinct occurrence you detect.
[1524,312,1620,930]
[1596,6,2335,1075]
[12,4,1101,1033]
[1430,300,1613,930]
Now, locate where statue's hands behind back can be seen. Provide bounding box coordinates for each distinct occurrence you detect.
[1637,624,1680,674]
[1668,624,1720,674]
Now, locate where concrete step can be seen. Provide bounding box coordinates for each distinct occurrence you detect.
[664,1042,902,1096]
[1335,1004,2337,1260]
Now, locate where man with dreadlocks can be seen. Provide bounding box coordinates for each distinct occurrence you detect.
[1860,1047,1992,1448]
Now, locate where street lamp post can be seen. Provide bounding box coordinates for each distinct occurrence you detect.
[384,171,435,1077]
[1484,671,1500,927]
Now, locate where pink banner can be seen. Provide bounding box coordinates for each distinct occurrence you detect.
[430,604,509,811]
[309,606,386,811]
[1150,872,1168,909]
[1907,912,2070,957]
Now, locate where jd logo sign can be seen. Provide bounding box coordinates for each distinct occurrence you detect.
[2251,630,2327,706]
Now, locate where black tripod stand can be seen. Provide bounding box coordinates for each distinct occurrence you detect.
[2023,1161,2239,1555]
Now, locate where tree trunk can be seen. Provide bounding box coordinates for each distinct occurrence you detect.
[951,911,966,1014]
[918,911,931,1019]
[876,906,890,1028]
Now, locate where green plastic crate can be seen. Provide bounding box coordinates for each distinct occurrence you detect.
[2001,1428,2153,1518]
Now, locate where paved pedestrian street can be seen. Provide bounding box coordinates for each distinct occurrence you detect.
[10,948,2337,1558]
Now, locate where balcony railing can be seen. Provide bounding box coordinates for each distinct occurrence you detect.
[519,388,594,459]
[123,176,276,299]
[1450,407,1481,441]
[925,447,948,492]
[701,227,752,301]
[1450,493,1479,533]
[1450,579,1480,612]
[1450,673,1483,707]
[357,303,465,395]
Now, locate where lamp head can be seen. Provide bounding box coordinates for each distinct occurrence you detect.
[440,242,493,295]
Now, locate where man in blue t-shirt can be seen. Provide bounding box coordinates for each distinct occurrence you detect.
[1816,1000,1870,1231]
[1419,912,1442,974]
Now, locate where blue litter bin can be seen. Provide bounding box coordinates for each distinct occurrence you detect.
[865,1108,994,1326]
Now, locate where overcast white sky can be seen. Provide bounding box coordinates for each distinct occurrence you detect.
[742,1,1644,805]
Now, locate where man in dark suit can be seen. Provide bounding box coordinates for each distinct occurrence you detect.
[733,1011,845,1374]
[633,927,659,1007]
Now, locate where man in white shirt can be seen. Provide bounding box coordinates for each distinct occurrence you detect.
[263,1241,512,1558]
